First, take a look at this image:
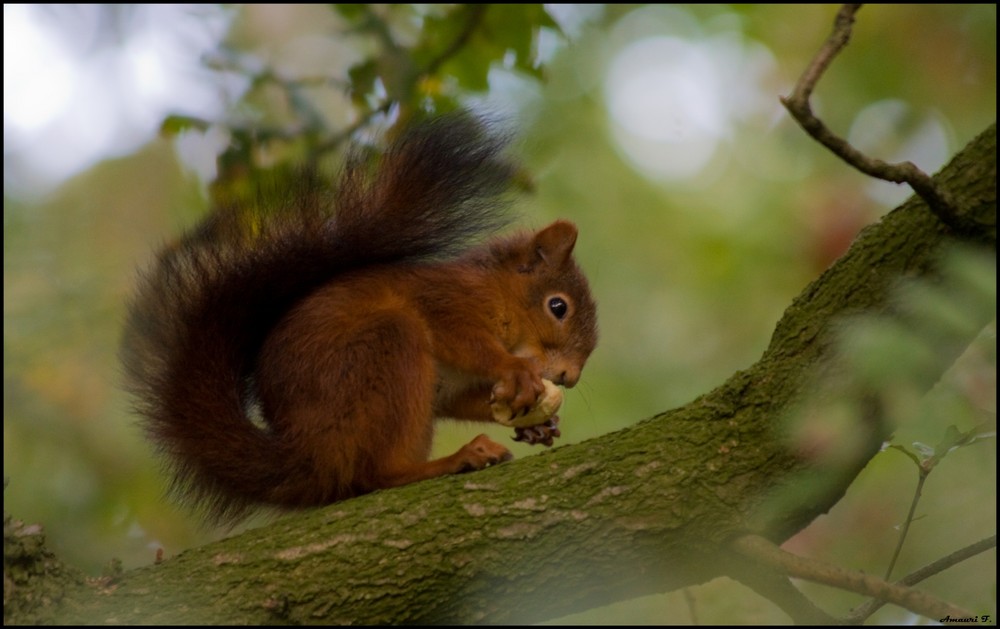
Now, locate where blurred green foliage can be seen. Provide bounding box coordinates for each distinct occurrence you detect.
[3,4,994,623]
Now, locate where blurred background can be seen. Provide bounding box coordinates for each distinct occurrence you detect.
[4,4,995,623]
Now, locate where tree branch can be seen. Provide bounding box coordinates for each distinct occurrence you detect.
[849,535,998,623]
[780,4,983,237]
[731,534,973,621]
[724,552,841,625]
[883,464,929,581]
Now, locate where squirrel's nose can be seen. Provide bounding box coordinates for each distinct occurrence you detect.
[556,368,580,388]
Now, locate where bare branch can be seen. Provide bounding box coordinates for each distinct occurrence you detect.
[884,466,929,581]
[731,534,974,622]
[849,535,998,622]
[780,4,982,236]
[725,557,841,625]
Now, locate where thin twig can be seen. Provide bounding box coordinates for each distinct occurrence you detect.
[725,558,841,625]
[849,535,997,622]
[311,100,395,158]
[731,534,974,621]
[312,5,490,159]
[423,5,489,76]
[884,468,929,581]
[781,4,981,236]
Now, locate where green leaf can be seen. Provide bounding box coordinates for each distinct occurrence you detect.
[933,424,965,456]
[916,421,998,473]
[347,60,380,109]
[486,4,556,76]
[160,114,210,137]
[414,4,555,94]
[331,4,366,21]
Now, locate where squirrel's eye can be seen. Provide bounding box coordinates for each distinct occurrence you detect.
[548,296,568,320]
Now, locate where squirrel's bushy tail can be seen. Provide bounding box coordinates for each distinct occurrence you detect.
[120,113,516,524]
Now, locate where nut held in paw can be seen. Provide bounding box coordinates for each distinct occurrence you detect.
[491,378,563,427]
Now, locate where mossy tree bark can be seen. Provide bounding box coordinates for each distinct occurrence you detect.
[9,124,995,625]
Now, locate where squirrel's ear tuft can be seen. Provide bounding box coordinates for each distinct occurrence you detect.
[533,220,578,267]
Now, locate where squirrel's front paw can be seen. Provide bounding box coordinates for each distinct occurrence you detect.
[512,415,561,447]
[455,434,514,472]
[490,366,545,420]
[491,378,563,428]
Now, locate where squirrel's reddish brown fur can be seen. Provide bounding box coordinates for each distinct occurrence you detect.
[121,113,598,525]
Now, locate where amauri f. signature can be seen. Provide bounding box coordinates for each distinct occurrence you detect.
[939,615,992,624]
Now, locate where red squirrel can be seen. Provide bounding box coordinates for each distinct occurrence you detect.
[121,113,598,524]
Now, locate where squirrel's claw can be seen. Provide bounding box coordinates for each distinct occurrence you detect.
[512,415,561,447]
